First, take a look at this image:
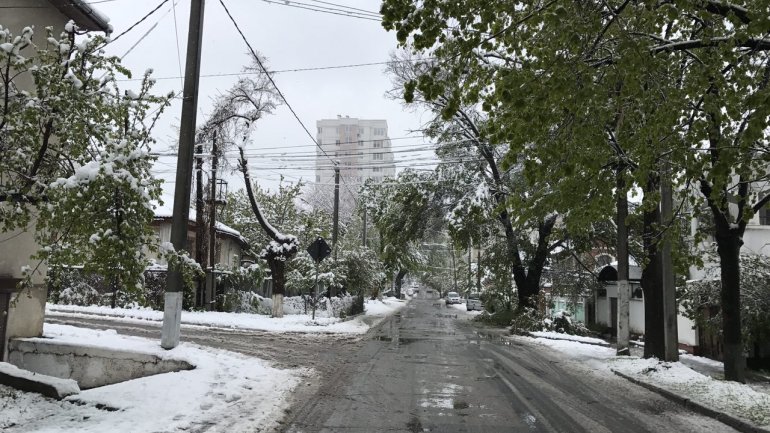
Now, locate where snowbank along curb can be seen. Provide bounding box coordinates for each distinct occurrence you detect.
[612,369,770,433]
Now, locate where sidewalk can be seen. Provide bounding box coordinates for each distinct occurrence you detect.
[523,331,770,432]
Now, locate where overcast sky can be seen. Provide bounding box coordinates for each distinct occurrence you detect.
[93,0,435,203]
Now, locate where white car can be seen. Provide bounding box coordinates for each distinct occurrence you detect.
[445,291,461,305]
[466,293,483,311]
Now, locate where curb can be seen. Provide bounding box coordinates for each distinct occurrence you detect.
[612,370,770,433]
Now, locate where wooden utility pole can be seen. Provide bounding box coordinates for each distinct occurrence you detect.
[330,166,340,298]
[616,172,631,356]
[661,167,679,361]
[161,0,205,350]
[194,142,206,308]
[207,132,219,310]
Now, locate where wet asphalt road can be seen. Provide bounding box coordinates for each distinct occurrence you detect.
[46,300,736,433]
[282,298,734,433]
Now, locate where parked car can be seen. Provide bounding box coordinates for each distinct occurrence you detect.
[445,291,461,305]
[466,293,483,311]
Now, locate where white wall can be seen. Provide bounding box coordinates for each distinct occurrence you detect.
[596,296,609,326]
[630,299,645,334]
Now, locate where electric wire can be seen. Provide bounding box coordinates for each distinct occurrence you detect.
[259,0,381,21]
[170,0,184,88]
[272,0,381,18]
[218,0,359,203]
[104,0,169,46]
[115,58,434,82]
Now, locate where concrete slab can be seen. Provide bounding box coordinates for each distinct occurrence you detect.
[0,361,79,399]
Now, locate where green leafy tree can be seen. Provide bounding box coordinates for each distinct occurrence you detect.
[0,25,169,300]
[381,0,770,381]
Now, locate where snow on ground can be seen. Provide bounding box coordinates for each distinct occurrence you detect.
[46,297,407,335]
[520,335,770,428]
[1,324,307,433]
[528,331,609,346]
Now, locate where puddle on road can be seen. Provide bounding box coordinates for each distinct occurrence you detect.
[452,401,469,410]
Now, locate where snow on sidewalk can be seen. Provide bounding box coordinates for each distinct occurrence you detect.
[519,334,770,429]
[46,297,407,335]
[1,324,307,433]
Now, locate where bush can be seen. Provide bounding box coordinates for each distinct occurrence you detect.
[475,308,517,328]
[508,307,546,335]
[541,310,590,336]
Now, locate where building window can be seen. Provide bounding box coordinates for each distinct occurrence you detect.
[374,128,385,136]
[373,153,383,160]
[761,207,770,225]
[358,140,364,146]
[374,140,383,148]
[373,167,381,172]
[316,175,320,183]
[335,139,340,145]
[317,139,322,145]
[317,127,322,133]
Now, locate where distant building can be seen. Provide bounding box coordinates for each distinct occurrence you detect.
[314,116,395,209]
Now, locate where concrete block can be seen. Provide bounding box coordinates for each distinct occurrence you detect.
[0,361,79,399]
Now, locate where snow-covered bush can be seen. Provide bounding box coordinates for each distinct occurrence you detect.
[541,310,591,336]
[681,252,770,351]
[57,281,100,306]
[508,307,546,335]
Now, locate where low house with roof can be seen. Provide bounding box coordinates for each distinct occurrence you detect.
[149,204,249,271]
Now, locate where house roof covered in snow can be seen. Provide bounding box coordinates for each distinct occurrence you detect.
[152,202,248,247]
[47,0,112,33]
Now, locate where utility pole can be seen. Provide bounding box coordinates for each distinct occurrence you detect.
[616,171,631,356]
[661,166,679,361]
[161,0,205,350]
[362,207,367,248]
[449,244,457,291]
[467,243,472,294]
[194,142,205,308]
[207,132,218,311]
[331,166,340,297]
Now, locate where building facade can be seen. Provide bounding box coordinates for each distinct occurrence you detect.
[315,116,395,196]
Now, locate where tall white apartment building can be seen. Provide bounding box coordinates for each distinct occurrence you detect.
[315,116,395,189]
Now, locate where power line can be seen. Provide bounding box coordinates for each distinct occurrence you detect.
[279,0,380,18]
[306,0,380,16]
[115,58,431,82]
[170,0,184,89]
[105,0,169,45]
[219,0,359,203]
[0,0,120,7]
[259,0,381,21]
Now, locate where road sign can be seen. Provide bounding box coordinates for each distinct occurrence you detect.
[307,237,331,263]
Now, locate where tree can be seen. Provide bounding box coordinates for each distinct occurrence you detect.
[360,170,444,297]
[388,52,566,310]
[0,25,169,297]
[382,0,770,381]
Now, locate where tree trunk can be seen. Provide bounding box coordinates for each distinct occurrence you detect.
[517,215,557,310]
[642,176,665,359]
[394,269,407,298]
[715,227,745,382]
[269,258,286,318]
